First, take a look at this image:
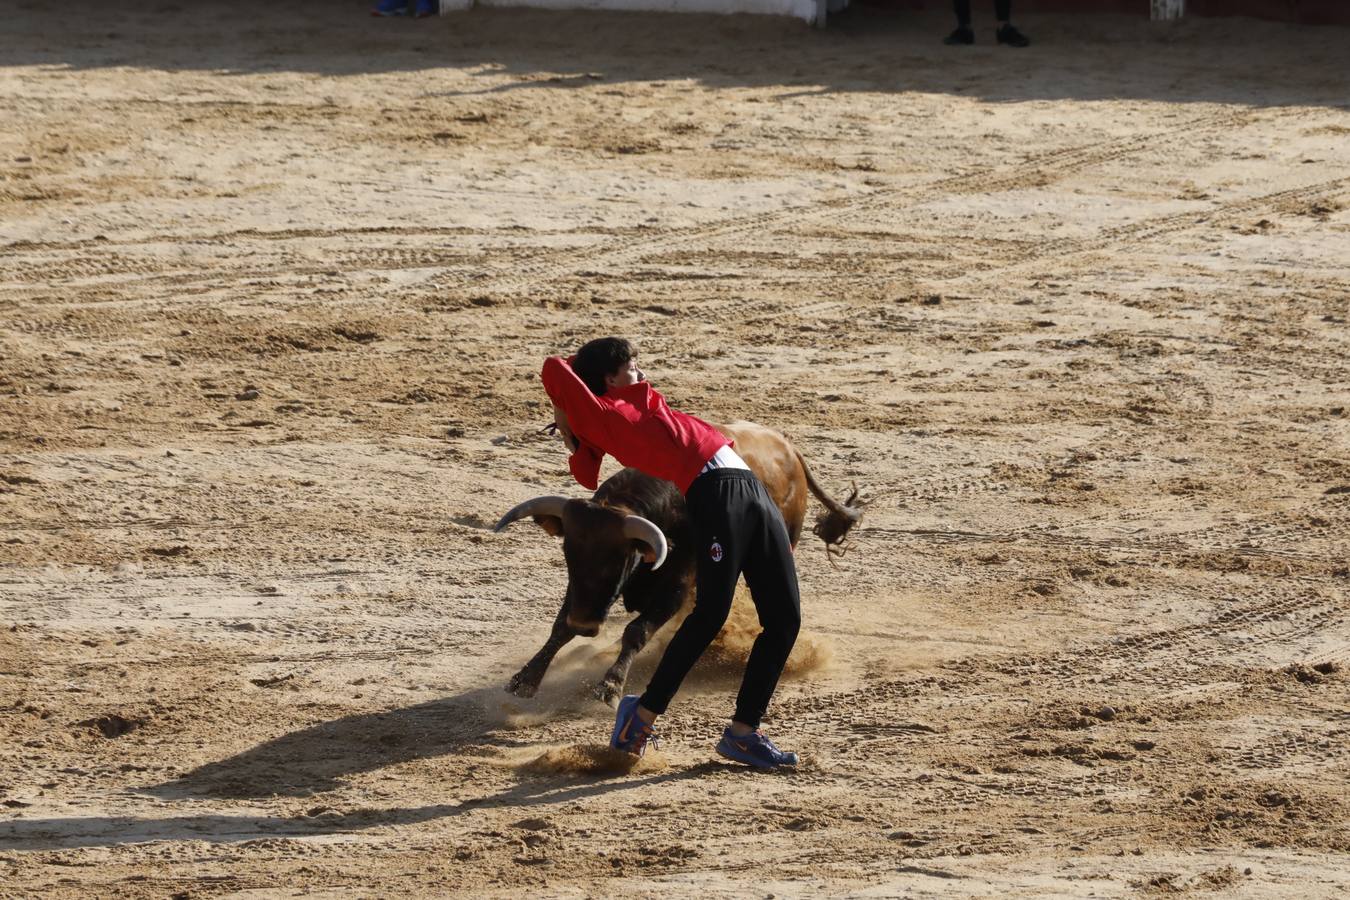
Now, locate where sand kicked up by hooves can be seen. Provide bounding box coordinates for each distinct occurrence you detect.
[521,743,670,776]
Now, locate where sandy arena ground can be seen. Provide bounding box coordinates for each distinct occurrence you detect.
[2,1,1348,896]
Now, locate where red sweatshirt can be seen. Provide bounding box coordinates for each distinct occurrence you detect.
[541,356,730,494]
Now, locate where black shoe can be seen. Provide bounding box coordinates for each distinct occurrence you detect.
[943,26,975,45]
[996,24,1030,47]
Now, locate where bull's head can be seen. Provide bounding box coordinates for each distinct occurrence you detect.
[494,496,667,637]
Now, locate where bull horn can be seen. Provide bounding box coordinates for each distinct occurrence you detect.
[622,515,668,571]
[493,496,569,533]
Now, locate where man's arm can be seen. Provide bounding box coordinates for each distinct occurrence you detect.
[568,440,604,491]
[543,356,632,448]
[553,402,604,489]
[542,357,610,490]
[553,404,579,453]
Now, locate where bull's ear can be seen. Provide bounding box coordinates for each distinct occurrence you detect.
[632,539,673,566]
[622,514,668,570]
[532,514,564,537]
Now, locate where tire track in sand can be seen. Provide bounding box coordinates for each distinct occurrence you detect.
[418,108,1286,296]
[0,110,1302,320]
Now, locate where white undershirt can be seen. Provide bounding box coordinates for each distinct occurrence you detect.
[699,444,751,474]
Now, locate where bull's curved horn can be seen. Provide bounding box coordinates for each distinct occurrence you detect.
[493,496,569,533]
[622,515,668,571]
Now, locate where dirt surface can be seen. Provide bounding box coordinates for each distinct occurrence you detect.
[2,1,1349,896]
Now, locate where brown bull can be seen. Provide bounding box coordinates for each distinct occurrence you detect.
[493,421,864,705]
[715,421,864,552]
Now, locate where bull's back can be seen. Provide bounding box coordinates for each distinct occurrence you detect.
[595,468,683,523]
[716,421,808,545]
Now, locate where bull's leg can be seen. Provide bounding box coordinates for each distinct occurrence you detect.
[594,609,674,707]
[507,607,576,698]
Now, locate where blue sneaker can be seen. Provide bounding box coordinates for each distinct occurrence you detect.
[414,0,436,16]
[716,727,799,769]
[371,0,409,16]
[609,695,657,756]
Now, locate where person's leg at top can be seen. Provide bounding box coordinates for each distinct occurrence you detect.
[944,0,975,44]
[945,0,1030,46]
[995,0,1031,47]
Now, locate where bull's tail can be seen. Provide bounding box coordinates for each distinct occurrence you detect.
[793,450,867,554]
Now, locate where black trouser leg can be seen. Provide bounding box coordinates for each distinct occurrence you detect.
[956,0,1011,25]
[638,475,744,716]
[733,489,801,730]
[639,470,801,730]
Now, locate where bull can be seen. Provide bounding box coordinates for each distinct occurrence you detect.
[493,421,864,705]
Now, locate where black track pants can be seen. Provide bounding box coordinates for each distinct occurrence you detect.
[639,469,801,730]
[955,0,1012,27]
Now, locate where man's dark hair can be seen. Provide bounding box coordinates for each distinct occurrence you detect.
[573,337,635,396]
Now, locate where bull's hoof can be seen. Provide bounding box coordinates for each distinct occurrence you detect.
[506,672,540,698]
[593,679,622,708]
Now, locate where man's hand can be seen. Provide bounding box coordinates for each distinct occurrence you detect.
[553,404,579,453]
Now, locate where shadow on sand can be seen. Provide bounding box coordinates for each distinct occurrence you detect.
[0,761,732,850]
[0,674,751,851]
[2,0,1347,108]
[149,685,529,800]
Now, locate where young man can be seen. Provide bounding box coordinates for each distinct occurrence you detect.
[540,337,801,770]
[944,0,1030,47]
